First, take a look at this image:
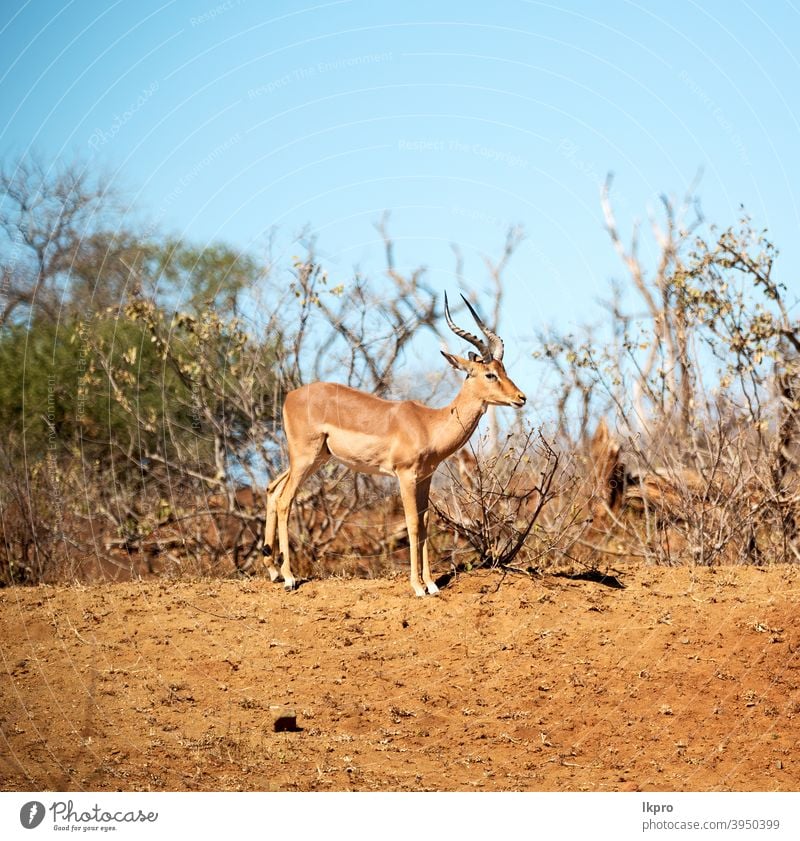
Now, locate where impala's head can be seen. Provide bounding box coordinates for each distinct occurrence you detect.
[441,293,526,408]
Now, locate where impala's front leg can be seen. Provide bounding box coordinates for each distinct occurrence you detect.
[398,471,427,597]
[416,475,438,595]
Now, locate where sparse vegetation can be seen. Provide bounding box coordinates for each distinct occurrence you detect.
[1,158,798,587]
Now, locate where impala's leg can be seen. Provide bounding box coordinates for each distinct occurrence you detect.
[263,469,290,582]
[397,471,426,597]
[416,475,438,595]
[275,444,329,591]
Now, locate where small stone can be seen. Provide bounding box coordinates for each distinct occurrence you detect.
[270,705,298,732]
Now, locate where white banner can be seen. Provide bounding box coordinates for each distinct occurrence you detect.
[1,792,797,840]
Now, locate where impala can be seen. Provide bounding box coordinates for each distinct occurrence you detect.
[263,293,526,596]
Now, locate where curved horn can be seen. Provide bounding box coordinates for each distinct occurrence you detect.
[459,294,505,361]
[444,292,490,359]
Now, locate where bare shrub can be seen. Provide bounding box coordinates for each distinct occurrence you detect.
[433,425,581,574]
[540,176,800,566]
[0,443,61,584]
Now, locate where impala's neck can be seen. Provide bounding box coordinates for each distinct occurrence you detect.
[433,379,488,458]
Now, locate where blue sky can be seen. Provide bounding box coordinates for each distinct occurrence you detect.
[1,0,799,385]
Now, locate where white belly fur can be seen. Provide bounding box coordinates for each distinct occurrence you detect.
[325,429,395,476]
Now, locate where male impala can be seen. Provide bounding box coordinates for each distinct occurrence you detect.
[263,293,526,596]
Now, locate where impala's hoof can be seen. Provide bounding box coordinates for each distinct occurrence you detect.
[283,578,297,592]
[425,582,440,595]
[267,568,281,583]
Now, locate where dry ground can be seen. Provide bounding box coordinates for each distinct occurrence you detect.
[1,565,798,791]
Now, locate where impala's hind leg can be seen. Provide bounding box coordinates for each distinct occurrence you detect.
[275,441,330,591]
[263,470,289,582]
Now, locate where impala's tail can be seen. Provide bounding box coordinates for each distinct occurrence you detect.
[263,469,290,577]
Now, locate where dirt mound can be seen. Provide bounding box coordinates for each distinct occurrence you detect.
[1,565,798,791]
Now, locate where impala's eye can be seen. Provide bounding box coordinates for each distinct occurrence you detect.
[485,372,498,381]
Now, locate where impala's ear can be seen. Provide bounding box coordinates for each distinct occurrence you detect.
[441,351,471,373]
